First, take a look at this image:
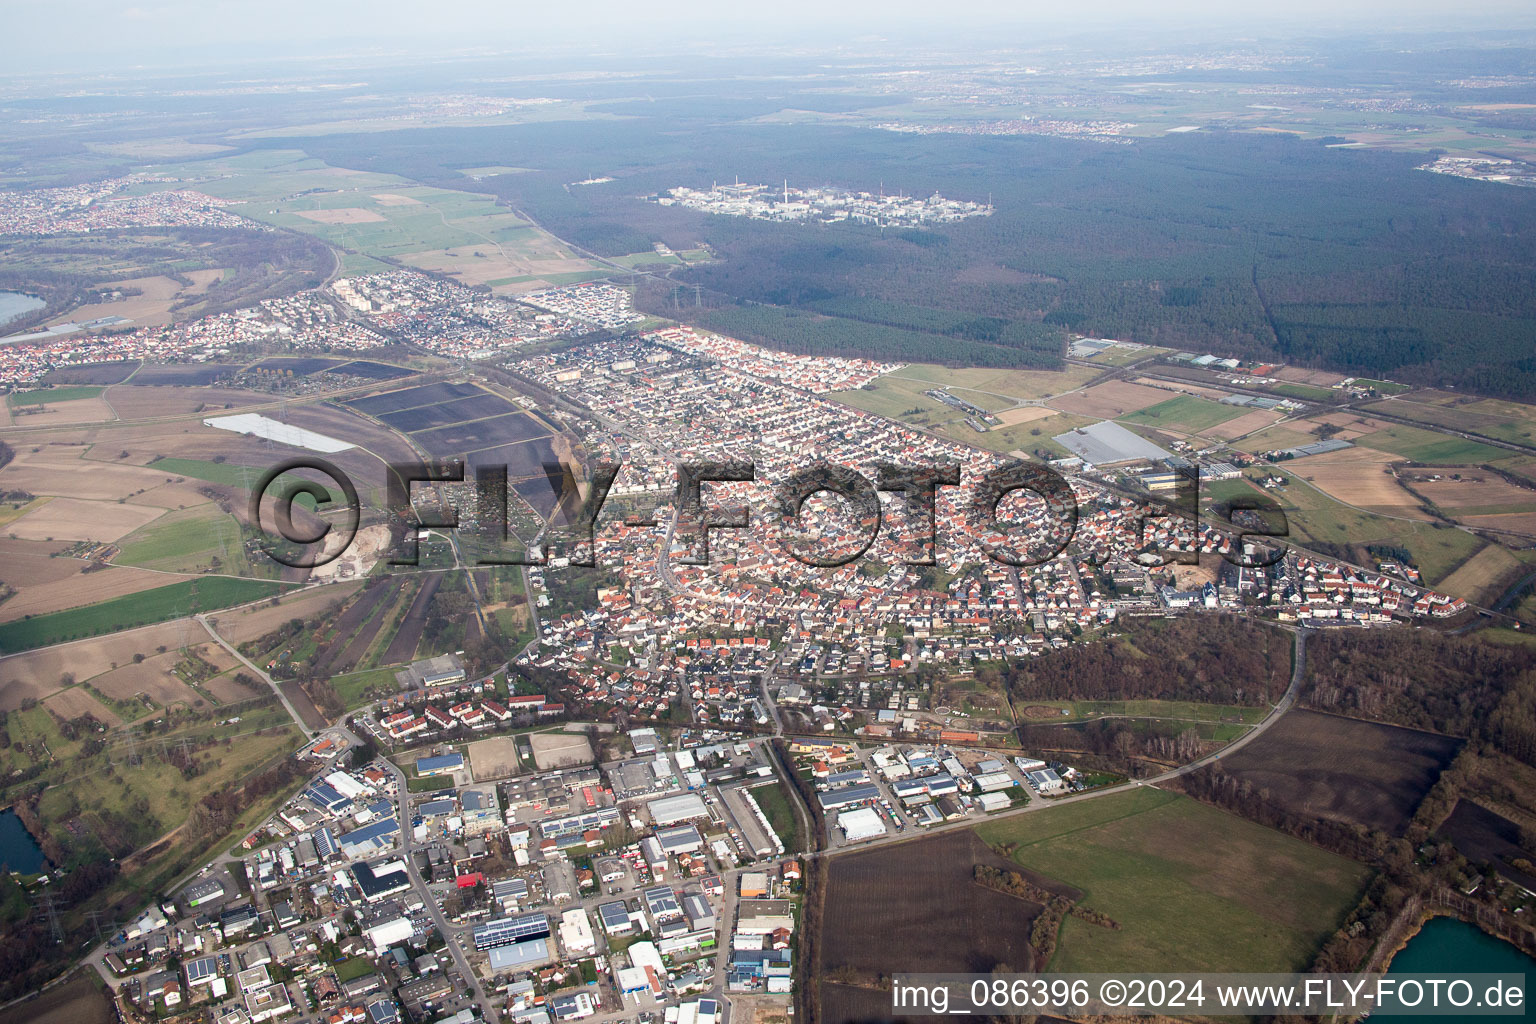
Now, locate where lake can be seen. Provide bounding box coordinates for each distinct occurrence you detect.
[0,808,45,875]
[1388,915,1533,1021]
[0,291,44,328]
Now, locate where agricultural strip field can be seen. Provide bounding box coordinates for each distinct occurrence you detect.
[310,579,403,677]
[0,562,198,623]
[1193,708,1461,834]
[819,829,1064,1024]
[0,577,289,655]
[382,573,442,664]
[975,788,1369,974]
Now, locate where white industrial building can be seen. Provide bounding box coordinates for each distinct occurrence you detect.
[837,807,887,843]
[559,908,595,956]
[648,793,709,826]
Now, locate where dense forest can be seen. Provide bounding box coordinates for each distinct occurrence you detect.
[281,118,1536,397]
[1003,614,1291,705]
[1303,630,1536,765]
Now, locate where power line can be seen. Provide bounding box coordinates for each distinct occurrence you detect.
[34,890,63,944]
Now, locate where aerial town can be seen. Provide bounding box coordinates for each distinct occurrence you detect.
[651,182,993,227]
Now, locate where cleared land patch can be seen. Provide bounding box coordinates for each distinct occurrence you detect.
[819,829,1056,1024]
[1047,380,1169,419]
[468,735,523,780]
[530,732,593,771]
[991,405,1058,427]
[1288,447,1428,514]
[1196,708,1460,834]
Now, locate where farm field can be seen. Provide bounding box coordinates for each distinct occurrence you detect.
[1438,799,1536,893]
[1355,422,1514,465]
[1363,395,1536,448]
[1120,394,1245,434]
[882,362,1101,402]
[1229,422,1319,454]
[6,496,161,543]
[0,974,114,1024]
[1408,470,1536,515]
[1436,543,1533,606]
[819,829,1062,1024]
[0,619,192,711]
[0,576,289,654]
[135,149,606,288]
[1259,472,1488,584]
[115,505,253,575]
[1285,447,1429,516]
[1198,708,1461,834]
[1046,379,1169,419]
[1205,406,1286,440]
[976,788,1370,973]
[6,386,104,407]
[0,561,197,623]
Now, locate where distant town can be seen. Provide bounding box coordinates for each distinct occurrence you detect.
[652,183,992,228]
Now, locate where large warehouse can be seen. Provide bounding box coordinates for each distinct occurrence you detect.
[1052,420,1173,467]
[648,792,709,826]
[837,807,887,843]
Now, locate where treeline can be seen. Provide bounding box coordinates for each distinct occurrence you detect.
[1004,615,1290,705]
[1302,630,1536,759]
[974,865,1118,968]
[185,753,307,845]
[770,738,826,851]
[1175,765,1396,862]
[1014,720,1204,778]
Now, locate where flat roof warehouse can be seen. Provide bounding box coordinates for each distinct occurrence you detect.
[1052,419,1173,466]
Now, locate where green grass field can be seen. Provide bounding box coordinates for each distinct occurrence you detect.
[976,789,1369,973]
[748,781,803,853]
[1019,699,1270,725]
[1121,394,1243,434]
[0,577,289,654]
[7,386,104,407]
[331,667,401,711]
[1356,424,1513,465]
[146,456,337,506]
[116,506,253,575]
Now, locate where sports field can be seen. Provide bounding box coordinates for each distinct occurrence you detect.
[977,788,1368,973]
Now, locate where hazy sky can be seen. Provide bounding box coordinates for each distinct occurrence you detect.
[9,0,1536,74]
